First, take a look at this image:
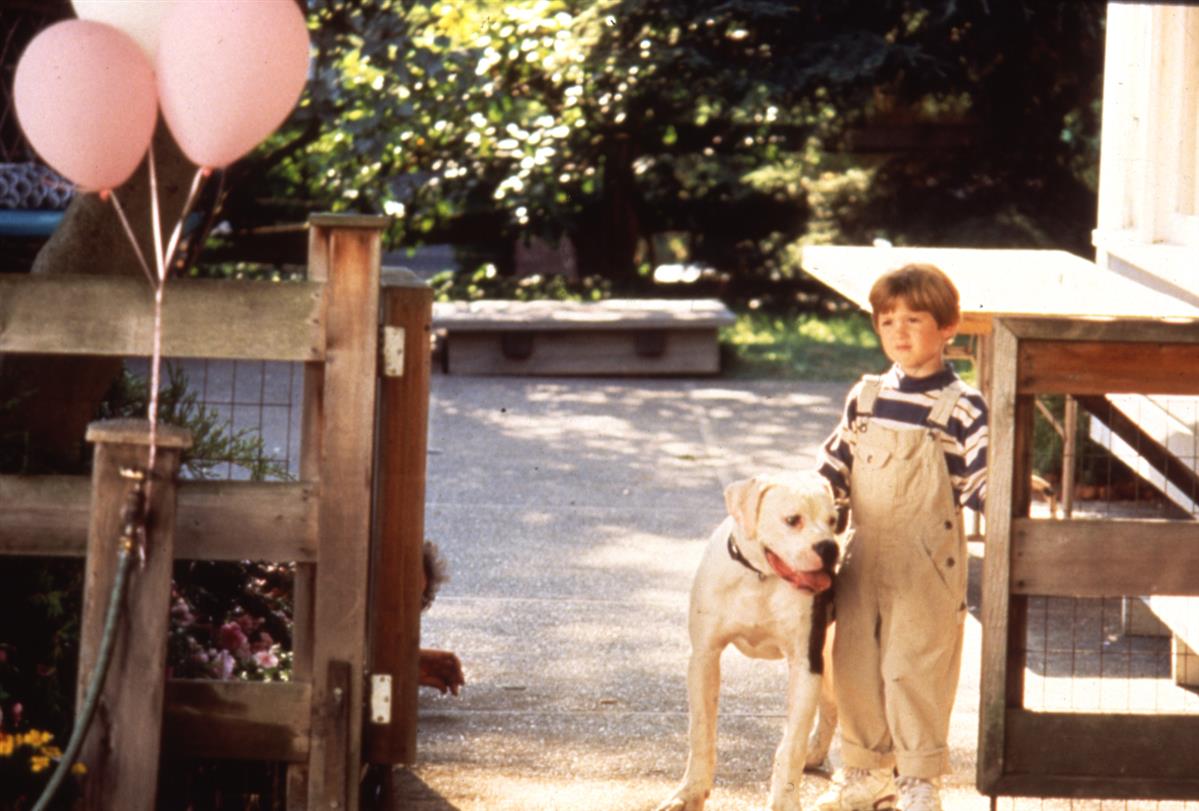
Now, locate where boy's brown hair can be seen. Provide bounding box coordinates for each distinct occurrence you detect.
[868,263,960,329]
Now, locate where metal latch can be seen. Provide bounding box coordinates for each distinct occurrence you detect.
[382,326,405,377]
[370,673,392,724]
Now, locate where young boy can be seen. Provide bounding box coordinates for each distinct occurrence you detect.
[815,263,987,811]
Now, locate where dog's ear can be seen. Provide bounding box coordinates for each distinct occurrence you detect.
[724,476,766,535]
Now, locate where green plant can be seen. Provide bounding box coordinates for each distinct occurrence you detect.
[98,363,289,481]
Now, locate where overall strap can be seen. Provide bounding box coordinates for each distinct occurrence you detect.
[855,375,884,417]
[925,383,963,430]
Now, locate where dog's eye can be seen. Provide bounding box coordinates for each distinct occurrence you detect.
[784,515,804,528]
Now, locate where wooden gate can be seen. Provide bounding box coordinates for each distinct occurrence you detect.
[980,316,1199,801]
[0,213,429,809]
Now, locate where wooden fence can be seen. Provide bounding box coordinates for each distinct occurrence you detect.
[0,213,431,809]
[979,316,1199,802]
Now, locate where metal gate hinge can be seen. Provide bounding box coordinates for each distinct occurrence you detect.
[382,326,405,377]
[369,673,392,724]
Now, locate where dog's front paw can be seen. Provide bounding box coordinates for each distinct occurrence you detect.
[654,785,708,811]
[418,648,465,695]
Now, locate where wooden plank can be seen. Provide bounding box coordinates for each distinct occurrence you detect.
[0,476,316,562]
[987,774,1199,803]
[433,298,736,331]
[1003,315,1199,345]
[977,319,1020,792]
[446,328,721,375]
[0,275,323,361]
[0,475,90,556]
[366,284,432,765]
[1001,710,1199,798]
[1061,396,1079,516]
[287,249,330,806]
[162,680,311,763]
[1004,394,1034,709]
[1074,394,1199,503]
[799,247,1199,335]
[174,480,318,561]
[76,420,190,811]
[305,219,383,811]
[320,660,352,809]
[309,212,393,230]
[1010,517,1199,596]
[1018,340,1199,395]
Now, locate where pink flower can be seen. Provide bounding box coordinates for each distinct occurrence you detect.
[218,622,250,658]
[253,650,279,670]
[170,598,195,626]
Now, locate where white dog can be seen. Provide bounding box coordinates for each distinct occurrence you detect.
[656,471,841,811]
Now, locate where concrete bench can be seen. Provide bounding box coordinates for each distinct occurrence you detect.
[432,298,736,376]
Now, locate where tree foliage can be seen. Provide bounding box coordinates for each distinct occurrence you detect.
[222,0,1103,304]
[4,2,1106,301]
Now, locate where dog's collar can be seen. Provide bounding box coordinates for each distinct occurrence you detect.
[726,532,767,581]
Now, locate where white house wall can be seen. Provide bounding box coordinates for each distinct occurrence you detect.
[1095,2,1199,295]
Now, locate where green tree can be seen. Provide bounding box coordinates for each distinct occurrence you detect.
[233,0,1104,302]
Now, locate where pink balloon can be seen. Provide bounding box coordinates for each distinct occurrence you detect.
[157,0,310,169]
[13,20,158,193]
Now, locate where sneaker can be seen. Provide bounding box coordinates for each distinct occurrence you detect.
[815,767,898,811]
[895,776,941,811]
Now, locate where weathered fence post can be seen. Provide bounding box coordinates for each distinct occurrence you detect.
[366,272,433,767]
[304,214,385,811]
[75,418,192,811]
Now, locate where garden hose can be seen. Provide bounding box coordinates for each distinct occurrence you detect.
[31,474,144,811]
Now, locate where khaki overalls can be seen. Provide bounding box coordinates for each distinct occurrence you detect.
[832,377,969,779]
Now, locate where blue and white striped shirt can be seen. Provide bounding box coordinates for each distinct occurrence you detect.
[818,364,988,512]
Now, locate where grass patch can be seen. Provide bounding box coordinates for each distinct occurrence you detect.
[721,311,977,383]
[721,311,886,381]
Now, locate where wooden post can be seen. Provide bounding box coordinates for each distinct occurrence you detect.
[977,321,1017,793]
[366,275,433,765]
[1061,395,1078,518]
[305,214,386,811]
[76,419,191,811]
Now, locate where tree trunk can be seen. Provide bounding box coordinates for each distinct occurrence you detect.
[574,134,642,285]
[0,124,196,472]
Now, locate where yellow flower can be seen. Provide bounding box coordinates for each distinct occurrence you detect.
[17,729,52,748]
[30,754,50,773]
[71,762,88,776]
[0,734,13,757]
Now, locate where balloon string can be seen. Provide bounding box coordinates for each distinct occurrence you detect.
[109,152,211,564]
[106,191,157,288]
[147,143,167,284]
[163,167,207,275]
[142,145,169,559]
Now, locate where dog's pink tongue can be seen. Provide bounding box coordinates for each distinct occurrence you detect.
[790,569,832,593]
[765,550,832,594]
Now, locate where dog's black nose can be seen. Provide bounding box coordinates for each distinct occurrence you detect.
[813,540,839,569]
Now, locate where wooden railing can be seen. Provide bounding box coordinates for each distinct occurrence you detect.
[0,213,430,809]
[979,316,1199,802]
